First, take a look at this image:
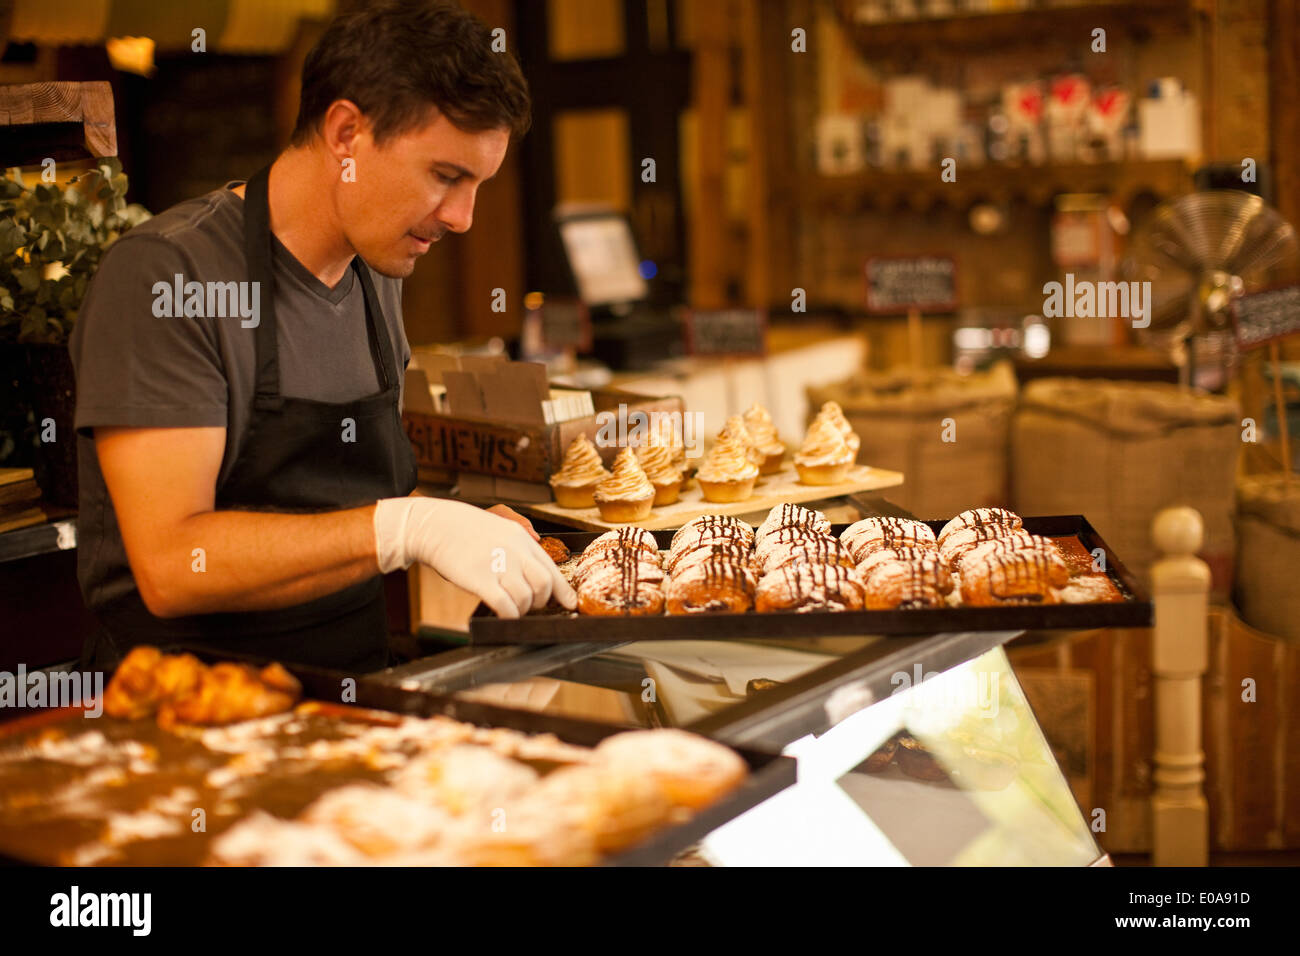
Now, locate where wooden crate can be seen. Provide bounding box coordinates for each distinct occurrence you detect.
[403,387,685,488]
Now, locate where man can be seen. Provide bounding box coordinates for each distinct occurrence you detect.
[70,0,575,672]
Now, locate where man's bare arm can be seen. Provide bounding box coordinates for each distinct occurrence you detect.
[95,425,381,617]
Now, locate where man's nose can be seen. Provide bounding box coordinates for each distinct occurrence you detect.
[438,187,475,234]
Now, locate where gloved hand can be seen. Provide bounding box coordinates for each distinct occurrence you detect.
[373,497,576,618]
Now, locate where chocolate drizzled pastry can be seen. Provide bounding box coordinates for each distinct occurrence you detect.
[667,555,756,614]
[960,548,1068,606]
[755,561,866,612]
[936,507,1022,548]
[863,553,954,610]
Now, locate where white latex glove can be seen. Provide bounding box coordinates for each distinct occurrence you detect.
[374,497,576,618]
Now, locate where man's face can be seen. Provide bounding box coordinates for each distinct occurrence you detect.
[337,110,509,278]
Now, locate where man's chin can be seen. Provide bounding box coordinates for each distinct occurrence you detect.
[360,254,418,279]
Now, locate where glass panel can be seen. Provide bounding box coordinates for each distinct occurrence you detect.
[553,108,632,211]
[833,647,1101,866]
[547,0,625,60]
[450,637,879,727]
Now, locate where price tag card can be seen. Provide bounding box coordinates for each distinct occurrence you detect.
[537,298,591,352]
[1233,284,1300,351]
[683,308,766,357]
[865,255,959,315]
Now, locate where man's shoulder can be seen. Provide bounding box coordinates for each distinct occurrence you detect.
[110,187,243,266]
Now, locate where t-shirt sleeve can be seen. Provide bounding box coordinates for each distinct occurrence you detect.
[71,235,229,434]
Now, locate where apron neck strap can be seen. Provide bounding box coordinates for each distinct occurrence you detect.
[243,165,401,408]
[243,165,283,412]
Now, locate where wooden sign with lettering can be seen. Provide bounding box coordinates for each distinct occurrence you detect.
[865,255,958,315]
[403,415,555,481]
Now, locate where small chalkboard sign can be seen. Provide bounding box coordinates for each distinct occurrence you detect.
[538,298,591,351]
[1233,284,1300,351]
[865,256,959,315]
[684,309,767,357]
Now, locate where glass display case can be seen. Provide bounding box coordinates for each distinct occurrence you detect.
[378,631,1105,866]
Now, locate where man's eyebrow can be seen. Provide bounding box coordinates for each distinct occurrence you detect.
[436,161,495,183]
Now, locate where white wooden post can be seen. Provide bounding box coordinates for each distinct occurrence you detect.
[1150,506,1210,866]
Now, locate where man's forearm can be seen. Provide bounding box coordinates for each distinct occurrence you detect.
[139,505,382,617]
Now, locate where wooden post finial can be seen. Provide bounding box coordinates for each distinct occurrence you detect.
[1152,505,1203,557]
[1150,504,1210,867]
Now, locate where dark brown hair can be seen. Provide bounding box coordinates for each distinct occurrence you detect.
[291,0,531,146]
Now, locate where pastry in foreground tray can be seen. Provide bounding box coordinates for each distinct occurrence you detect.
[939,525,1034,572]
[840,516,937,563]
[633,439,685,506]
[742,403,787,474]
[863,553,954,610]
[755,561,867,612]
[666,538,756,577]
[539,536,570,564]
[549,434,611,509]
[954,533,1067,580]
[960,549,1069,606]
[577,553,666,616]
[755,503,832,545]
[695,422,759,502]
[594,729,750,810]
[669,514,755,554]
[759,534,854,574]
[593,447,655,522]
[103,646,302,729]
[793,414,854,485]
[666,555,756,614]
[936,507,1023,547]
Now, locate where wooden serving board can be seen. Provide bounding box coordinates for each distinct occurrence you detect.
[522,464,904,531]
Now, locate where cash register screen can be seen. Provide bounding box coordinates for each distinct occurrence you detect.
[558,214,648,307]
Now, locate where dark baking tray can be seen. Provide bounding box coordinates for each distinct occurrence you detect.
[0,654,794,868]
[469,514,1152,643]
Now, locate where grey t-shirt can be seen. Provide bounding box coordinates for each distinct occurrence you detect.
[70,183,410,611]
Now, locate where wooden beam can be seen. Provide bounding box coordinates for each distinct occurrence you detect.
[1270,0,1300,230]
[691,0,730,309]
[0,81,117,160]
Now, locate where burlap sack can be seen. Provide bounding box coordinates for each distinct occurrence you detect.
[1235,474,1300,639]
[807,361,1017,518]
[1012,379,1240,598]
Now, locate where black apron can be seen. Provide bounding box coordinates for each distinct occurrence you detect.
[89,165,418,672]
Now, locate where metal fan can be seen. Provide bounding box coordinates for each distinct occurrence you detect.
[1123,190,1299,389]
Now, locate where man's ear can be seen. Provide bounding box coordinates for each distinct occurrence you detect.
[319,99,368,162]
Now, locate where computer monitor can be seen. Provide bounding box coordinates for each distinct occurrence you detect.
[555,208,649,308]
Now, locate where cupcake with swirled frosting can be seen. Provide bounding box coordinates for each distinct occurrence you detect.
[593,447,656,523]
[723,415,767,471]
[742,403,787,474]
[549,435,611,508]
[696,422,760,503]
[794,415,854,486]
[811,401,860,458]
[634,440,685,506]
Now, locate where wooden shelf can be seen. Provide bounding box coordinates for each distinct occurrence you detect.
[806,158,1194,212]
[837,1,1196,62]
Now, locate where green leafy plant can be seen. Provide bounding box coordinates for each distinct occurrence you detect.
[0,157,151,345]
